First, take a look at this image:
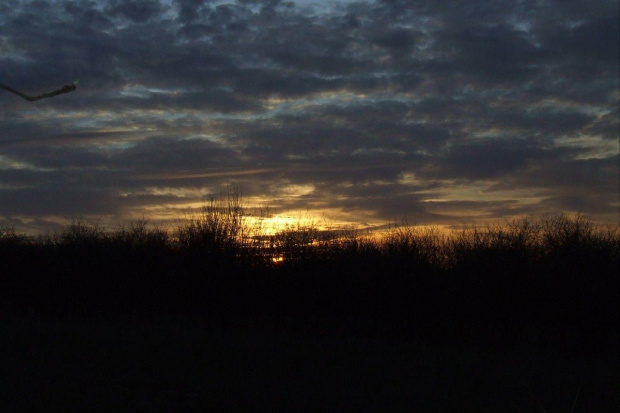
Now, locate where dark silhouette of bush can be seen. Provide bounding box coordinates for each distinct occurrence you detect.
[0,225,30,254]
[175,191,243,254]
[1,208,618,346]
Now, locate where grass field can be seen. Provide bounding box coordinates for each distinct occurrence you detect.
[1,209,618,411]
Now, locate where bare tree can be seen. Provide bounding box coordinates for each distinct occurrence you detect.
[0,80,78,101]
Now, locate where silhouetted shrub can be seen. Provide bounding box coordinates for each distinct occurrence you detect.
[111,219,169,249]
[54,219,105,246]
[1,208,618,344]
[0,225,28,248]
[175,188,246,258]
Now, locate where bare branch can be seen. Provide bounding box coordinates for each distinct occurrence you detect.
[0,81,77,102]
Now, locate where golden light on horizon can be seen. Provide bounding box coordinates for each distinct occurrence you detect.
[245,212,326,236]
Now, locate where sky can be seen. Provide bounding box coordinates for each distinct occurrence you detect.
[1,0,618,234]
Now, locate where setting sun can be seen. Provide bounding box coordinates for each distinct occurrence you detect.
[271,255,285,264]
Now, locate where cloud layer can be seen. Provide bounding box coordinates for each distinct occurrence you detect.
[1,0,618,232]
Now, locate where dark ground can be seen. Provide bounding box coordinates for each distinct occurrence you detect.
[2,313,618,412]
[1,260,618,412]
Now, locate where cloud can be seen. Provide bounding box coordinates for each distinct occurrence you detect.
[106,0,163,23]
[0,0,618,232]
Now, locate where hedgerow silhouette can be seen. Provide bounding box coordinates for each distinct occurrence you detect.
[1,201,618,344]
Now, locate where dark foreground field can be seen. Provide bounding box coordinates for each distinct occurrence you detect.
[1,214,618,411]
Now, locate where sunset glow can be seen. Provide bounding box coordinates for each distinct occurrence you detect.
[1,0,618,234]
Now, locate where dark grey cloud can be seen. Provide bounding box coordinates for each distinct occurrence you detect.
[518,156,619,192]
[0,186,117,216]
[112,136,240,173]
[434,139,552,180]
[1,0,618,232]
[111,0,163,22]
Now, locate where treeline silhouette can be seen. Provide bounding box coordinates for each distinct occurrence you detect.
[1,201,618,346]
